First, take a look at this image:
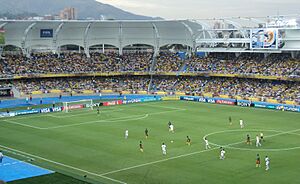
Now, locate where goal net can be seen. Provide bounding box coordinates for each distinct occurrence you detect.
[63,99,93,113]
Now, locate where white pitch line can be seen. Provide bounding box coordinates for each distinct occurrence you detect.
[45,108,185,130]
[2,148,35,161]
[3,119,44,130]
[100,128,300,176]
[206,128,300,152]
[5,113,54,121]
[101,147,218,176]
[0,144,127,184]
[3,108,185,130]
[42,114,149,130]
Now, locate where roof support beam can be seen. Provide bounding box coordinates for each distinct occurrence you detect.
[152,22,160,56]
[223,19,247,38]
[0,22,7,29]
[84,22,92,58]
[53,22,64,54]
[118,22,123,55]
[181,21,195,52]
[21,22,36,57]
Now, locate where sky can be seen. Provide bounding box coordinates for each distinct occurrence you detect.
[97,0,300,19]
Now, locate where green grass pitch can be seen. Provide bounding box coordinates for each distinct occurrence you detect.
[1,101,300,184]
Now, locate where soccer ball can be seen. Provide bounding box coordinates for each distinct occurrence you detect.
[171,140,174,143]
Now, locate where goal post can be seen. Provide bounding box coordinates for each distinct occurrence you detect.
[63,99,93,113]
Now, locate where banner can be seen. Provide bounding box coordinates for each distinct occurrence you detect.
[40,29,53,38]
[237,100,252,107]
[216,99,235,105]
[68,104,84,110]
[0,88,11,97]
[15,109,40,116]
[40,108,51,113]
[52,107,63,112]
[180,96,300,113]
[251,29,278,49]
[180,96,198,101]
[253,102,300,112]
[123,99,142,104]
[0,112,15,118]
[197,97,206,103]
[142,97,161,102]
[206,98,216,104]
[103,100,123,106]
[276,105,300,112]
[86,102,102,108]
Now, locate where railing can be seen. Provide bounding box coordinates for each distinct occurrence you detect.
[0,71,299,81]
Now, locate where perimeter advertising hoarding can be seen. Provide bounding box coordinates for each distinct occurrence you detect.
[251,29,278,49]
[0,29,5,45]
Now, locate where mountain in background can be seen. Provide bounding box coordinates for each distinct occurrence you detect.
[0,0,162,20]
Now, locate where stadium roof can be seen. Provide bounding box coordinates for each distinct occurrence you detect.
[0,16,299,54]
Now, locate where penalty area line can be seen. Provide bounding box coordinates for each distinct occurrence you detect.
[0,144,127,184]
[3,119,44,130]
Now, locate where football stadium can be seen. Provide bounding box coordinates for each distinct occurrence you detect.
[0,15,300,184]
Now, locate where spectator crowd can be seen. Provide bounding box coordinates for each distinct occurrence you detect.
[185,53,299,77]
[0,52,299,77]
[11,76,299,104]
[0,52,299,104]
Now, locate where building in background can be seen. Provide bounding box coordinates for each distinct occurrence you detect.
[59,7,76,20]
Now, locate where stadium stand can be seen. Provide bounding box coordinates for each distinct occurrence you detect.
[0,20,299,106]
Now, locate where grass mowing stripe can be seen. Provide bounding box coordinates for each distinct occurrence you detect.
[100,128,300,176]
[49,109,123,118]
[0,144,127,184]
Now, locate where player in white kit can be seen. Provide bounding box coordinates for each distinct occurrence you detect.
[125,129,129,139]
[161,143,167,155]
[220,148,226,160]
[0,151,3,163]
[169,124,174,133]
[239,119,244,128]
[204,138,211,149]
[256,135,261,147]
[265,156,270,171]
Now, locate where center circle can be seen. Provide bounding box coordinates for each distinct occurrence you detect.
[203,129,300,152]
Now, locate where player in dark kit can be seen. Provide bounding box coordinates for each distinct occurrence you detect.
[97,105,100,114]
[139,141,144,152]
[186,136,191,146]
[246,134,251,145]
[260,132,264,142]
[256,154,261,167]
[145,128,149,139]
[229,116,232,125]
